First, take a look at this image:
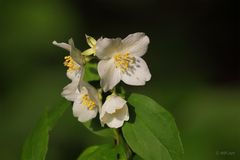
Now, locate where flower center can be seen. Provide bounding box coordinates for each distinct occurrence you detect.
[81,94,96,110]
[64,56,80,71]
[114,53,135,72]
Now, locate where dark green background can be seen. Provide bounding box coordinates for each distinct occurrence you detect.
[0,0,239,159]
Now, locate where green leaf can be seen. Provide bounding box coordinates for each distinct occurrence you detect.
[77,144,123,160]
[115,143,128,160]
[116,86,126,99]
[21,100,70,160]
[83,63,100,82]
[77,146,99,160]
[122,93,184,160]
[133,155,144,160]
[83,118,114,137]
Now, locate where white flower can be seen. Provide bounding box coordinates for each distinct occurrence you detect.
[61,77,79,101]
[53,38,83,101]
[100,95,129,128]
[53,38,83,80]
[73,82,101,122]
[96,32,151,92]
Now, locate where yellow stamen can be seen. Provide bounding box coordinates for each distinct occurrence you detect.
[81,94,96,110]
[64,56,80,71]
[114,53,135,72]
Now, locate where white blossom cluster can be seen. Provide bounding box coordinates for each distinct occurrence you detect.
[53,32,151,128]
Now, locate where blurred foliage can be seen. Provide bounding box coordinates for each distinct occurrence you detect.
[0,0,239,160]
[21,100,70,160]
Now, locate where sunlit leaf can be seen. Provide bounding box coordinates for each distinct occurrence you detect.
[77,144,125,160]
[122,93,184,160]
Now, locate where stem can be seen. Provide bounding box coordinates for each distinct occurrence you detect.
[125,141,132,159]
[114,129,133,159]
[113,129,120,145]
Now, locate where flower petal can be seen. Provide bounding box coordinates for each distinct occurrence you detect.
[61,78,79,101]
[85,34,96,48]
[122,32,150,57]
[52,41,71,51]
[81,48,95,56]
[68,38,84,65]
[79,81,101,107]
[66,66,81,80]
[101,104,129,128]
[121,57,151,85]
[98,58,121,92]
[72,89,98,122]
[101,95,127,114]
[100,96,129,128]
[96,37,122,59]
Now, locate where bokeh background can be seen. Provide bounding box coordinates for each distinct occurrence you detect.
[0,0,239,159]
